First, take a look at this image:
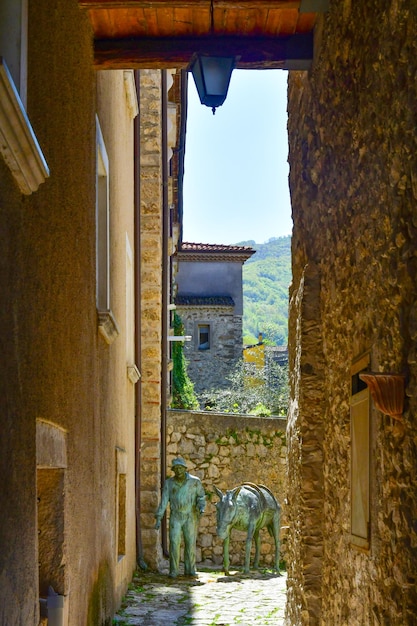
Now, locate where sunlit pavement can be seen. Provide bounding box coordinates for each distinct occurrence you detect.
[113,567,287,626]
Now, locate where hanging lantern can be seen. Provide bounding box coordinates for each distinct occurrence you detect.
[190,55,235,114]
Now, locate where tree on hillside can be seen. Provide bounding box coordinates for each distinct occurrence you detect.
[199,359,288,416]
[171,312,199,410]
[241,235,291,346]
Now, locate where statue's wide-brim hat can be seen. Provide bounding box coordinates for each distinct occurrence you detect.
[172,457,187,468]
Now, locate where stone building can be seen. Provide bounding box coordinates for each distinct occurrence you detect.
[2,2,417,626]
[286,4,417,625]
[175,242,255,394]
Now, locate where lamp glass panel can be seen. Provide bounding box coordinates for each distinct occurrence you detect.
[200,57,234,96]
[191,56,234,108]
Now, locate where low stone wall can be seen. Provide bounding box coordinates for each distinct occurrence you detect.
[166,410,287,570]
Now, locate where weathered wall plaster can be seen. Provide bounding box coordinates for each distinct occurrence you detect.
[0,4,137,623]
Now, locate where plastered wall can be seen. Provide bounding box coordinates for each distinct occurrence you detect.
[0,3,137,624]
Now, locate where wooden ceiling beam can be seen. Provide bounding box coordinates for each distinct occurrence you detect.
[79,1,301,9]
[93,32,313,69]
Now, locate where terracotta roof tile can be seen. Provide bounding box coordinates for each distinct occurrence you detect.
[180,242,255,253]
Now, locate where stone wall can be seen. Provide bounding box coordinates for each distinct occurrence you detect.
[286,264,325,625]
[287,3,417,625]
[165,410,287,570]
[139,69,165,570]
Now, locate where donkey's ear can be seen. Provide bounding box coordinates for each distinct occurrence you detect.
[231,486,242,501]
[213,485,223,499]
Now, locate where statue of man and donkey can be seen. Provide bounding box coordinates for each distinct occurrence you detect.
[214,482,281,575]
[155,457,281,577]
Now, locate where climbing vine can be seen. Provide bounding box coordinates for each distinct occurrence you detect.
[171,312,199,410]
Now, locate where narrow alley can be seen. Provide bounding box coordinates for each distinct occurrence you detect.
[113,567,287,625]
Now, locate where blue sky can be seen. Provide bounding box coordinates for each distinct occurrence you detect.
[182,69,292,246]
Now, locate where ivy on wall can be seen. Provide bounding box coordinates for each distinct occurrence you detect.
[171,312,199,410]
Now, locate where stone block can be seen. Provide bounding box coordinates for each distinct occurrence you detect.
[140,471,161,492]
[141,441,161,460]
[178,438,195,455]
[142,386,161,404]
[198,534,212,548]
[246,442,255,457]
[142,512,157,529]
[206,442,219,455]
[207,464,220,479]
[170,431,181,443]
[141,422,161,440]
[141,491,159,512]
[141,527,159,547]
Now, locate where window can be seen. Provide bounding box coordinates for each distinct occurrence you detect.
[96,117,110,312]
[350,354,370,550]
[0,2,49,194]
[96,116,119,344]
[0,0,28,104]
[198,324,210,350]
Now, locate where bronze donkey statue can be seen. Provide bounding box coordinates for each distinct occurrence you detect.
[214,482,281,575]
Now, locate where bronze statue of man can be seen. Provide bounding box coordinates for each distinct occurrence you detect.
[155,457,206,578]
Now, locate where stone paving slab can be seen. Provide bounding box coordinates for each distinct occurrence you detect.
[113,567,287,625]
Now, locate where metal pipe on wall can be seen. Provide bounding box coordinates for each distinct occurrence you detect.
[134,69,147,570]
[161,68,169,557]
[177,70,188,243]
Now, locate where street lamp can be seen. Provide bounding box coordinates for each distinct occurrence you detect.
[190,55,235,115]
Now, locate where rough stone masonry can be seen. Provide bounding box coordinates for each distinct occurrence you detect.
[286,2,417,625]
[166,410,287,570]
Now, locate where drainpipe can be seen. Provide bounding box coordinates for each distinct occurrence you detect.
[161,69,169,557]
[177,70,188,244]
[134,70,147,570]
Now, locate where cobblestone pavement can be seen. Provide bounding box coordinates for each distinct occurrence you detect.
[113,566,287,626]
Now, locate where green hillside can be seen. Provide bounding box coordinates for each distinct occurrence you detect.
[239,236,291,346]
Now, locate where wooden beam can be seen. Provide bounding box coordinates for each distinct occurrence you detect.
[79,1,301,9]
[93,32,313,69]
